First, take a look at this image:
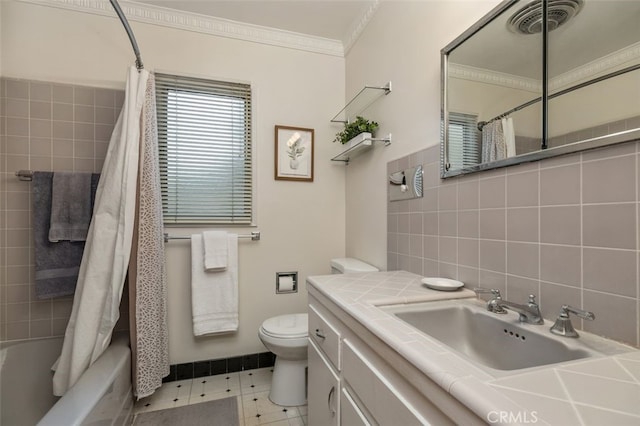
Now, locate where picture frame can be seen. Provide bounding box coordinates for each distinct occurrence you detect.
[274,125,314,182]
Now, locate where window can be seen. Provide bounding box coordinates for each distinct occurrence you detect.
[155,73,253,224]
[447,112,480,170]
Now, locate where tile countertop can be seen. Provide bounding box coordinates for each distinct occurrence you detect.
[307,270,640,426]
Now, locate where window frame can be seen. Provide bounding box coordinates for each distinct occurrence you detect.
[447,111,480,171]
[155,72,256,226]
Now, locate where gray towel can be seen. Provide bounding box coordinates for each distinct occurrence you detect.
[33,172,100,299]
[48,172,93,242]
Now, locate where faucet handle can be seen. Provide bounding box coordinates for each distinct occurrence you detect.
[550,305,595,337]
[560,305,595,321]
[473,288,502,299]
[473,288,507,314]
[527,294,539,306]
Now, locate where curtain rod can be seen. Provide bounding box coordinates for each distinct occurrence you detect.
[477,63,640,131]
[109,0,144,71]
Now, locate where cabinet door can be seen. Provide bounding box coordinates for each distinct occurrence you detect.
[341,388,374,426]
[342,339,450,425]
[308,339,340,426]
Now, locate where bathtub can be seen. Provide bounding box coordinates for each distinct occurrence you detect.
[0,332,133,426]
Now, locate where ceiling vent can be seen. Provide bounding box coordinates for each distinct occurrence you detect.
[507,0,584,35]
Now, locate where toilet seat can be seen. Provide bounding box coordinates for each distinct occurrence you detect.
[260,313,308,339]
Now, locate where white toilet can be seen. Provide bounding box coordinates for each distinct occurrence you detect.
[330,257,380,274]
[259,313,308,406]
[258,258,379,406]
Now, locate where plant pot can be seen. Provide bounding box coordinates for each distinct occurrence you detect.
[345,132,372,149]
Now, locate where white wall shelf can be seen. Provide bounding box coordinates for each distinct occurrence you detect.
[331,82,392,164]
[331,82,392,124]
[331,133,392,164]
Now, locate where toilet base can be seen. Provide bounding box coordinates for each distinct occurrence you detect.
[268,357,307,406]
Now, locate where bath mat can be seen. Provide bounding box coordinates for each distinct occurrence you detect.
[133,397,239,426]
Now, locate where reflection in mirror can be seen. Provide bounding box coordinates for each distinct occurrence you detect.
[547,0,640,149]
[446,0,543,172]
[442,0,640,178]
[389,165,423,202]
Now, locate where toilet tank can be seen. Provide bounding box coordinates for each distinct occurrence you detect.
[330,258,379,274]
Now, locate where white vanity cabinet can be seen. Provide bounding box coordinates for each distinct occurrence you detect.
[308,339,340,426]
[308,291,478,425]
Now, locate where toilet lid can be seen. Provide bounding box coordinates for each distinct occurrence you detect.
[261,313,308,339]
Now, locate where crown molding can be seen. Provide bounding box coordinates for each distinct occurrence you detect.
[450,42,640,94]
[448,63,542,93]
[17,0,345,57]
[549,41,640,91]
[343,0,380,55]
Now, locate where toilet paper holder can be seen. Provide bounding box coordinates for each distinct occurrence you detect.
[276,272,298,294]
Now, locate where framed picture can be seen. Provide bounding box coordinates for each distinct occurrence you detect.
[274,125,314,182]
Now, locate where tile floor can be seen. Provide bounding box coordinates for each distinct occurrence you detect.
[133,367,307,426]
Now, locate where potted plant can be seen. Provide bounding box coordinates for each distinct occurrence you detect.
[333,116,379,146]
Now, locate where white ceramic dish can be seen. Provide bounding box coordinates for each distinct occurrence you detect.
[421,277,464,291]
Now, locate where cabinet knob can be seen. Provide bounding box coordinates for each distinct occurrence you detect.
[315,329,326,339]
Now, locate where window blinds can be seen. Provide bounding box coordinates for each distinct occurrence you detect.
[155,73,253,224]
[448,112,480,170]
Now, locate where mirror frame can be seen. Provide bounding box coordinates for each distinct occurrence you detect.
[441,0,640,178]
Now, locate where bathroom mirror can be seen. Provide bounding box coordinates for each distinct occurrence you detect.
[441,0,640,178]
[389,165,423,201]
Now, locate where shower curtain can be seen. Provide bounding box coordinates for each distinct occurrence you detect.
[53,67,168,397]
[481,117,516,162]
[128,75,169,399]
[481,119,507,163]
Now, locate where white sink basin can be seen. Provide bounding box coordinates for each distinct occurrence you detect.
[382,298,632,373]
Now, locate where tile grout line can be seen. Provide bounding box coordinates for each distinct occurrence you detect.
[553,369,586,425]
[636,143,639,347]
[579,153,584,329]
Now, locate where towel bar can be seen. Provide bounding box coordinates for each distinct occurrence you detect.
[15,170,34,181]
[163,232,260,242]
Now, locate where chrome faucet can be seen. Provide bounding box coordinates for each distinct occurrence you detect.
[474,289,543,324]
[495,295,544,325]
[550,305,595,337]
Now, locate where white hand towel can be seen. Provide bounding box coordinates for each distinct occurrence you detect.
[191,233,238,336]
[202,231,228,271]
